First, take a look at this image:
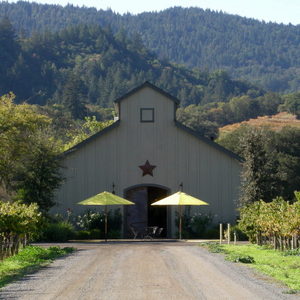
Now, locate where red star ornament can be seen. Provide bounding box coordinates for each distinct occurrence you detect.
[139,160,156,176]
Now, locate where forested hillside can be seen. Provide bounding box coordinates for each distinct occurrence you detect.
[1,2,300,235]
[1,2,300,93]
[0,16,262,113]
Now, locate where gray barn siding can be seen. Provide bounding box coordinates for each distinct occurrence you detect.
[53,85,241,236]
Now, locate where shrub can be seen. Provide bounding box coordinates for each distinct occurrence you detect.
[190,213,212,237]
[76,211,103,231]
[41,221,75,242]
[238,192,300,249]
[282,249,300,256]
[175,212,213,238]
[89,229,101,239]
[203,226,219,239]
[75,209,122,238]
[224,224,248,241]
[74,228,120,239]
[15,245,73,261]
[0,201,42,259]
[107,229,121,239]
[226,254,255,264]
[75,230,91,240]
[202,242,225,253]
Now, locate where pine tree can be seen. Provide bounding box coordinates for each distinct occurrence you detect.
[0,17,20,93]
[240,127,279,204]
[62,75,88,119]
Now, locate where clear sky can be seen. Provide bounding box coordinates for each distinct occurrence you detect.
[4,0,300,25]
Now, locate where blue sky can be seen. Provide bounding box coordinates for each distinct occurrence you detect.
[4,0,300,25]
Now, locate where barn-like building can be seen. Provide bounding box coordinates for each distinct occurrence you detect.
[53,82,242,237]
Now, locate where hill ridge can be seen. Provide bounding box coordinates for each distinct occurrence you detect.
[220,112,300,134]
[1,2,299,93]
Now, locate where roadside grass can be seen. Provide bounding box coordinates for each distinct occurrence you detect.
[201,242,300,293]
[0,246,75,288]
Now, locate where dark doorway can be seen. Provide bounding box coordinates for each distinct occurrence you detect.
[147,187,167,234]
[124,185,168,238]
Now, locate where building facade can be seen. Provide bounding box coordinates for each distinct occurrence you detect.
[53,82,242,237]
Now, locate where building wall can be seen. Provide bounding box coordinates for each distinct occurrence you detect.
[53,86,241,236]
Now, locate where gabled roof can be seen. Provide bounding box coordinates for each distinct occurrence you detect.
[114,81,180,105]
[63,82,242,162]
[63,120,120,156]
[175,121,243,162]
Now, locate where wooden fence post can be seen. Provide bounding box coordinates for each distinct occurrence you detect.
[219,223,223,244]
[227,223,230,244]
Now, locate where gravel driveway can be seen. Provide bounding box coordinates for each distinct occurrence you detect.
[0,242,298,300]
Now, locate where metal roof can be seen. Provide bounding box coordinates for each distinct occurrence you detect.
[63,120,120,156]
[114,81,180,105]
[175,121,243,162]
[63,82,242,162]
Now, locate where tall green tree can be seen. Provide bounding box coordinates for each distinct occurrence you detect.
[279,93,300,119]
[0,93,49,191]
[176,105,219,139]
[0,17,20,93]
[62,75,88,119]
[275,127,300,200]
[218,125,300,203]
[0,93,63,213]
[64,116,113,150]
[15,131,63,213]
[239,127,279,204]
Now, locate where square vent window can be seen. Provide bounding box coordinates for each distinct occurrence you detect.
[140,108,154,122]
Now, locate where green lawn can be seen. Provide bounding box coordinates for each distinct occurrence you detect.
[202,243,300,293]
[0,246,75,288]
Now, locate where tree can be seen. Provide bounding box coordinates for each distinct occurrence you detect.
[176,105,219,139]
[216,124,249,155]
[279,93,300,119]
[62,74,88,119]
[0,93,63,213]
[15,131,63,213]
[218,125,300,203]
[239,127,279,204]
[228,96,252,122]
[0,201,41,257]
[64,116,113,150]
[0,17,20,93]
[275,127,300,201]
[0,93,49,192]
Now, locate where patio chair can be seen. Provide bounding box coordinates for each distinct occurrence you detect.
[129,222,147,239]
[129,225,139,239]
[143,226,158,239]
[155,227,164,238]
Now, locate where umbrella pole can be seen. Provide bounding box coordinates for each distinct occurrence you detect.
[179,205,182,240]
[179,183,183,240]
[105,205,108,242]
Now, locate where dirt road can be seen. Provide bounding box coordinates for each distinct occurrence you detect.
[0,242,297,300]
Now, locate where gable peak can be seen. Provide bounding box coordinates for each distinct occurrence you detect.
[114,81,180,105]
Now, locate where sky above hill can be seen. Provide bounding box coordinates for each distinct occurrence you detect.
[4,0,300,25]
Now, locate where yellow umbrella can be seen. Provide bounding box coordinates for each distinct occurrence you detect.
[78,191,134,241]
[151,191,209,239]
